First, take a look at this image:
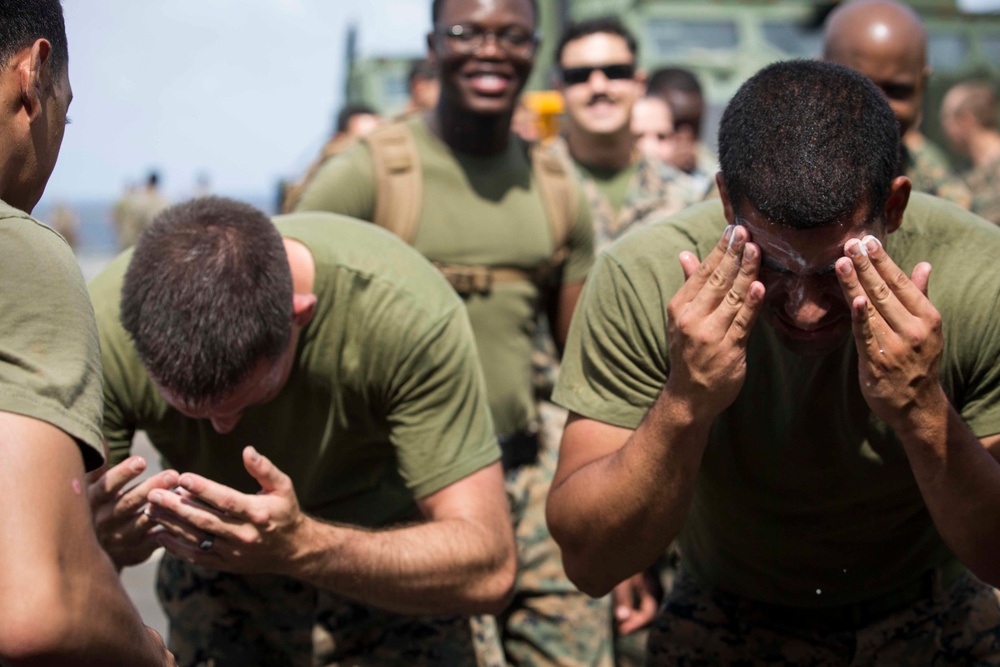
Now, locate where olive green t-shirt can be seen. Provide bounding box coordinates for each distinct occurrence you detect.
[0,200,104,470]
[554,193,1000,608]
[90,213,500,527]
[295,117,595,436]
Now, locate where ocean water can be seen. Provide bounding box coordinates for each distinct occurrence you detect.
[36,193,276,281]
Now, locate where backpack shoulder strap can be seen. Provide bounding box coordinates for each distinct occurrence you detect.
[362,122,423,244]
[530,140,578,266]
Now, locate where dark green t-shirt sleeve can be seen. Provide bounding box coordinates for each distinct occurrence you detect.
[385,306,500,499]
[552,247,670,429]
[561,186,595,284]
[293,141,377,219]
[0,216,105,470]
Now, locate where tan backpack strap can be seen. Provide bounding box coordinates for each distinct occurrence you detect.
[531,141,578,271]
[363,123,423,244]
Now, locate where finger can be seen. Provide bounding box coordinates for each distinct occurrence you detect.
[675,225,736,296]
[147,488,247,539]
[724,279,765,346]
[837,253,886,352]
[155,531,215,566]
[910,261,932,297]
[111,470,180,517]
[612,581,633,628]
[850,294,881,356]
[716,241,762,325]
[242,446,293,495]
[88,457,148,504]
[688,225,751,316]
[619,586,659,634]
[172,472,252,520]
[846,236,914,330]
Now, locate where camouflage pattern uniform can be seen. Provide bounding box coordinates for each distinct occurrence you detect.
[494,401,615,667]
[966,155,1000,226]
[647,564,1000,665]
[156,553,497,667]
[904,138,973,210]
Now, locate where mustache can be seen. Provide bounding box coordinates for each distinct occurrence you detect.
[586,93,615,106]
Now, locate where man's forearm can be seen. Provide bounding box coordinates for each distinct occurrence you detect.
[548,389,712,596]
[898,390,1000,585]
[280,514,515,616]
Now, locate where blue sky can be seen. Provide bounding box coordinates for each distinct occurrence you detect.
[42,0,429,204]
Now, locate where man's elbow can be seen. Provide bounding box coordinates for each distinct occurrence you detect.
[469,541,517,615]
[561,551,618,598]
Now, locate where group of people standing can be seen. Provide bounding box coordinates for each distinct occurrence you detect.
[3,1,1000,667]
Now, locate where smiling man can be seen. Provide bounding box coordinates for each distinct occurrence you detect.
[547,60,1000,664]
[87,197,516,666]
[555,17,703,253]
[294,1,609,665]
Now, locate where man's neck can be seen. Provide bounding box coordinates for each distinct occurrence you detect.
[566,124,633,171]
[969,129,1000,169]
[427,104,513,157]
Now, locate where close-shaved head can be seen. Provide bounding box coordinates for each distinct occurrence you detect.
[823,0,929,135]
[941,81,999,157]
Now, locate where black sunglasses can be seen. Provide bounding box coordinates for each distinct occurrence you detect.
[561,63,635,86]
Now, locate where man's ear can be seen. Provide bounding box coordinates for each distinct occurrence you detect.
[884,175,911,234]
[18,39,53,123]
[717,172,736,225]
[292,293,317,327]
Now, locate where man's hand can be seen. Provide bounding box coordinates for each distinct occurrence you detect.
[146,446,306,575]
[666,224,765,419]
[612,570,662,635]
[87,457,179,569]
[836,235,946,433]
[146,627,178,666]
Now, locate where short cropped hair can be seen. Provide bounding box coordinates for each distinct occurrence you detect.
[647,67,702,97]
[432,0,537,27]
[0,0,68,71]
[719,60,899,229]
[555,16,637,65]
[120,197,294,405]
[335,103,377,134]
[408,57,438,84]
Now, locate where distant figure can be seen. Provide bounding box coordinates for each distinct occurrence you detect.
[193,171,212,198]
[511,99,540,142]
[631,95,676,167]
[941,81,1000,225]
[48,201,79,250]
[646,67,717,194]
[281,103,382,212]
[406,57,440,114]
[113,171,170,250]
[823,0,972,208]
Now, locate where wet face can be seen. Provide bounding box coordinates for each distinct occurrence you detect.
[156,346,295,435]
[631,96,675,164]
[559,32,641,137]
[737,202,885,356]
[430,0,536,116]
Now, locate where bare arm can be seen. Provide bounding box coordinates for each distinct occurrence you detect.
[836,235,1000,585]
[547,225,765,596]
[149,447,516,616]
[0,412,173,666]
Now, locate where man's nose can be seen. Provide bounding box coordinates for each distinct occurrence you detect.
[783,279,833,328]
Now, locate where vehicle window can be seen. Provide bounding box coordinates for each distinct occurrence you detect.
[762,21,822,57]
[927,32,968,70]
[646,19,739,56]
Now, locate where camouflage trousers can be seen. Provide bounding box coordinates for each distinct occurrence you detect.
[647,566,1000,665]
[484,401,614,667]
[156,552,493,666]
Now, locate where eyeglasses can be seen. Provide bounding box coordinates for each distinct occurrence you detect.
[436,24,539,57]
[561,63,635,86]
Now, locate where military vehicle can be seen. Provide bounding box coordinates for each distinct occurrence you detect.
[344,0,1000,164]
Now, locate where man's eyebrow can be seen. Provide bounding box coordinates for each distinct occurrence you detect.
[760,254,838,276]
